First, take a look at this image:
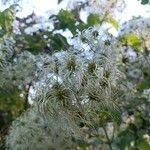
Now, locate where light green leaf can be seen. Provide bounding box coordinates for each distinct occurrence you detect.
[106,16,119,30]
[0,4,17,34]
[119,33,141,50]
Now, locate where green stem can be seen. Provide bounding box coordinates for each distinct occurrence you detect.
[102,125,113,150]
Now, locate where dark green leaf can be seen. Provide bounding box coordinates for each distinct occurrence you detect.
[50,33,69,51]
[55,9,76,35]
[117,129,135,150]
[141,0,149,5]
[58,0,63,4]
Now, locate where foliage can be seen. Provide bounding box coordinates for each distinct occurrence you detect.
[119,33,141,50]
[12,3,120,54]
[106,15,119,30]
[139,0,150,5]
[0,5,17,37]
[54,9,76,35]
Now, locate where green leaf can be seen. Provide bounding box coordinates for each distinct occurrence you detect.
[141,0,149,5]
[87,13,101,26]
[24,34,46,54]
[58,0,63,4]
[117,129,135,150]
[137,140,150,150]
[50,33,69,51]
[137,79,150,91]
[55,9,76,35]
[119,33,141,50]
[106,16,119,30]
[0,4,17,34]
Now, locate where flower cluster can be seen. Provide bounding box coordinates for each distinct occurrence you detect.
[6,27,123,149]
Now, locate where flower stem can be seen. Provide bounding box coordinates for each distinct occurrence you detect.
[102,125,113,150]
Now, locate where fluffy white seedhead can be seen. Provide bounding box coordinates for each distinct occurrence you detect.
[0,50,37,91]
[6,106,78,150]
[89,0,125,15]
[6,27,123,149]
